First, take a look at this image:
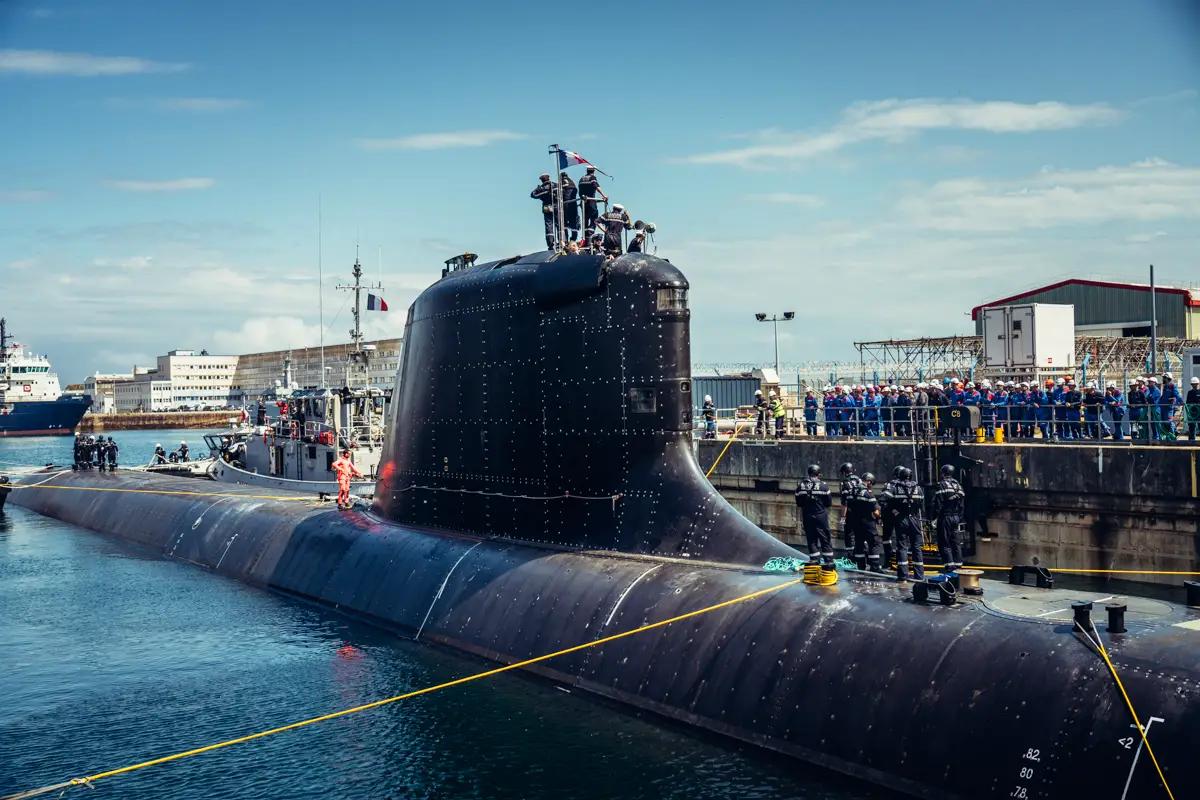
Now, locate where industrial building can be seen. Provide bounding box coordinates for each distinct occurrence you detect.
[971,278,1200,339]
[105,340,403,412]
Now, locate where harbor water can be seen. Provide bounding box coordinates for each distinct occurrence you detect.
[0,431,895,800]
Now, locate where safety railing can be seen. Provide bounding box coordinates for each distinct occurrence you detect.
[694,401,1200,443]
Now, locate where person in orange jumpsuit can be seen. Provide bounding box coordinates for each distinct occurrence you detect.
[331,448,363,509]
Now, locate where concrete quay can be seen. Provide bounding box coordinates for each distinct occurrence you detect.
[77,411,239,433]
[697,437,1200,587]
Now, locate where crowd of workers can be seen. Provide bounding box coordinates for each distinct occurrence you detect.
[729,373,1200,443]
[72,434,119,471]
[795,462,966,581]
[531,168,648,257]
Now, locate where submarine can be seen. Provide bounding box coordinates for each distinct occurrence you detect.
[7,250,1199,799]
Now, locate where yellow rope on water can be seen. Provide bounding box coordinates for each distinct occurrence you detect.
[0,577,804,800]
[1078,623,1175,799]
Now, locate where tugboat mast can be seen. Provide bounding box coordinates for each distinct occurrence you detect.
[336,248,383,387]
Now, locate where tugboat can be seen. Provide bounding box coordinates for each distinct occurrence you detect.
[207,256,391,498]
[0,318,92,436]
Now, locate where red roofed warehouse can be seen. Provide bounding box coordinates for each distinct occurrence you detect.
[971,279,1200,339]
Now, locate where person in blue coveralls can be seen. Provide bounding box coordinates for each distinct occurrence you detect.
[1051,378,1070,440]
[1104,382,1126,441]
[823,386,838,436]
[1029,380,1053,439]
[1128,377,1148,440]
[1009,382,1029,438]
[863,387,881,437]
[979,380,996,438]
[1083,383,1106,439]
[702,394,717,439]
[1146,377,1163,440]
[1160,373,1183,440]
[1065,380,1083,440]
[803,389,819,437]
[993,382,1009,438]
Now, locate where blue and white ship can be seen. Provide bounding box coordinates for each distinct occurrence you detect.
[0,318,91,437]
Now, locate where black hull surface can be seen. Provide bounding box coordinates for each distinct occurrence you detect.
[7,252,1198,799]
[9,470,1198,800]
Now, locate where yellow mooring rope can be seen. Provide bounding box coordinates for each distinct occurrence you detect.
[704,419,748,479]
[1077,621,1175,799]
[0,577,804,800]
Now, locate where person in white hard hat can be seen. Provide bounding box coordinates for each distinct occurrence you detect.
[1128,377,1148,440]
[1187,377,1200,441]
[1104,381,1127,440]
[153,442,167,465]
[1146,377,1165,440]
[702,394,716,439]
[804,388,819,437]
[754,389,769,436]
[1161,373,1183,440]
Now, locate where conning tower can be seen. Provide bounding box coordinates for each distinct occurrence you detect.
[374,251,790,565]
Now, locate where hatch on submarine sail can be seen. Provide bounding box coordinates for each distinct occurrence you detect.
[7,251,1198,800]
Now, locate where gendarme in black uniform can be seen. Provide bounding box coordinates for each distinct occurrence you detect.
[883,469,925,580]
[846,473,883,571]
[838,463,863,555]
[579,167,604,240]
[530,174,559,249]
[794,466,833,564]
[932,465,965,570]
[596,205,631,256]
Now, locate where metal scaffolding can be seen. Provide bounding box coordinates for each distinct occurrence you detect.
[849,335,1200,387]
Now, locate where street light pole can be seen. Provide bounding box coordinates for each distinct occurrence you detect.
[755,312,795,378]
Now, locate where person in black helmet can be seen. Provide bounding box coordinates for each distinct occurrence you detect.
[531,172,559,249]
[105,436,119,471]
[883,465,925,580]
[933,464,965,570]
[794,465,834,564]
[579,165,607,240]
[848,472,885,572]
[838,462,863,557]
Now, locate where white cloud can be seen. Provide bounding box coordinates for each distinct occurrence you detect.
[356,130,529,150]
[0,189,53,203]
[106,178,216,193]
[748,193,826,208]
[107,97,252,112]
[93,256,154,269]
[896,159,1200,231]
[157,97,251,112]
[57,275,75,285]
[7,258,37,270]
[0,49,189,77]
[684,99,1125,168]
[211,317,325,354]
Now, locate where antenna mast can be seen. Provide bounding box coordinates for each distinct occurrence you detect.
[336,247,383,387]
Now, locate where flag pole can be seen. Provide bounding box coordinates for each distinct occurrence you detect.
[549,144,564,251]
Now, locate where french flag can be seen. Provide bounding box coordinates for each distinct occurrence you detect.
[367,293,388,311]
[557,150,610,176]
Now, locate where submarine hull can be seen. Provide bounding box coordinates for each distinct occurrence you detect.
[10,470,1199,800]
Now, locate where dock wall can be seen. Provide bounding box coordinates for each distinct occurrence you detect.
[698,439,1200,585]
[78,411,238,432]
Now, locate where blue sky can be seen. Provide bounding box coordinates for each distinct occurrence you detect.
[1,0,1197,382]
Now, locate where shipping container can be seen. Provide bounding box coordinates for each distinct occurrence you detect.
[691,375,760,414]
[981,304,1075,371]
[1185,347,1200,388]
